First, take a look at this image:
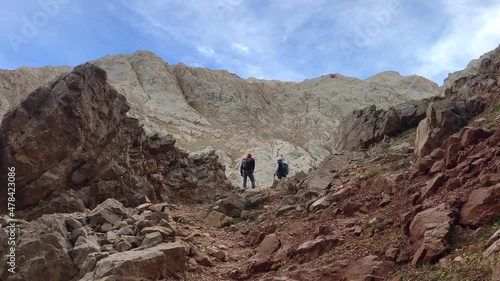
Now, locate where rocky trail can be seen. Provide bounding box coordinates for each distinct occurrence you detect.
[1,128,498,280]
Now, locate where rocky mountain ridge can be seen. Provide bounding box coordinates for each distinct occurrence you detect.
[0,51,440,186]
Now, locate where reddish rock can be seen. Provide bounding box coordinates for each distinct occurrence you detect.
[248,259,273,274]
[331,186,354,201]
[228,268,247,280]
[444,178,462,191]
[256,234,281,259]
[295,237,337,259]
[460,127,492,146]
[441,135,461,150]
[296,238,327,259]
[419,173,445,202]
[272,245,293,266]
[283,182,299,195]
[379,195,392,207]
[409,204,455,267]
[372,175,397,195]
[445,166,462,179]
[429,148,445,160]
[429,160,445,175]
[343,255,396,281]
[385,247,400,261]
[205,211,229,228]
[480,174,500,187]
[115,240,132,252]
[410,156,435,177]
[316,225,330,237]
[459,184,500,227]
[245,230,263,246]
[445,143,462,169]
[192,248,213,267]
[342,201,361,216]
[218,194,248,217]
[388,173,405,183]
[286,266,343,281]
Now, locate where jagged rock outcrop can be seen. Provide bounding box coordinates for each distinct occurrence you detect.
[334,100,429,151]
[0,66,72,116]
[414,44,500,158]
[0,52,440,187]
[414,97,485,157]
[0,63,231,219]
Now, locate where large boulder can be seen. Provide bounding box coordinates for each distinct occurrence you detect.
[459,184,500,227]
[414,91,486,158]
[301,170,336,197]
[256,234,281,259]
[334,100,429,151]
[216,193,248,217]
[409,204,455,267]
[80,242,187,280]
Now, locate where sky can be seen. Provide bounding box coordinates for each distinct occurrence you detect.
[1,0,500,86]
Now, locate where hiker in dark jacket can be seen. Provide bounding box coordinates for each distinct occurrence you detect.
[240,152,256,189]
[274,156,285,180]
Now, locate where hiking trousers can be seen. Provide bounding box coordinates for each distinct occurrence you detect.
[242,170,255,189]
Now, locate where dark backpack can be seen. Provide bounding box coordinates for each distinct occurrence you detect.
[241,158,250,170]
[277,161,289,177]
[282,162,289,176]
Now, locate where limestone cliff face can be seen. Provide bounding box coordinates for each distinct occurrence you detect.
[0,51,440,186]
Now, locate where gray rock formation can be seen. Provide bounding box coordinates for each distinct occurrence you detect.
[334,100,429,151]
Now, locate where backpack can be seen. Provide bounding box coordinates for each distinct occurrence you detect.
[277,161,289,177]
[241,158,250,170]
[282,162,289,176]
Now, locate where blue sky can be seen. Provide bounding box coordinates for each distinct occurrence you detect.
[1,0,500,85]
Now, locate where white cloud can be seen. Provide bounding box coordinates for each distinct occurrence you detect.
[231,43,250,54]
[110,0,500,83]
[117,0,334,81]
[412,1,500,83]
[196,45,215,57]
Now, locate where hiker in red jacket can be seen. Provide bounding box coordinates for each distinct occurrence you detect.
[240,152,256,189]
